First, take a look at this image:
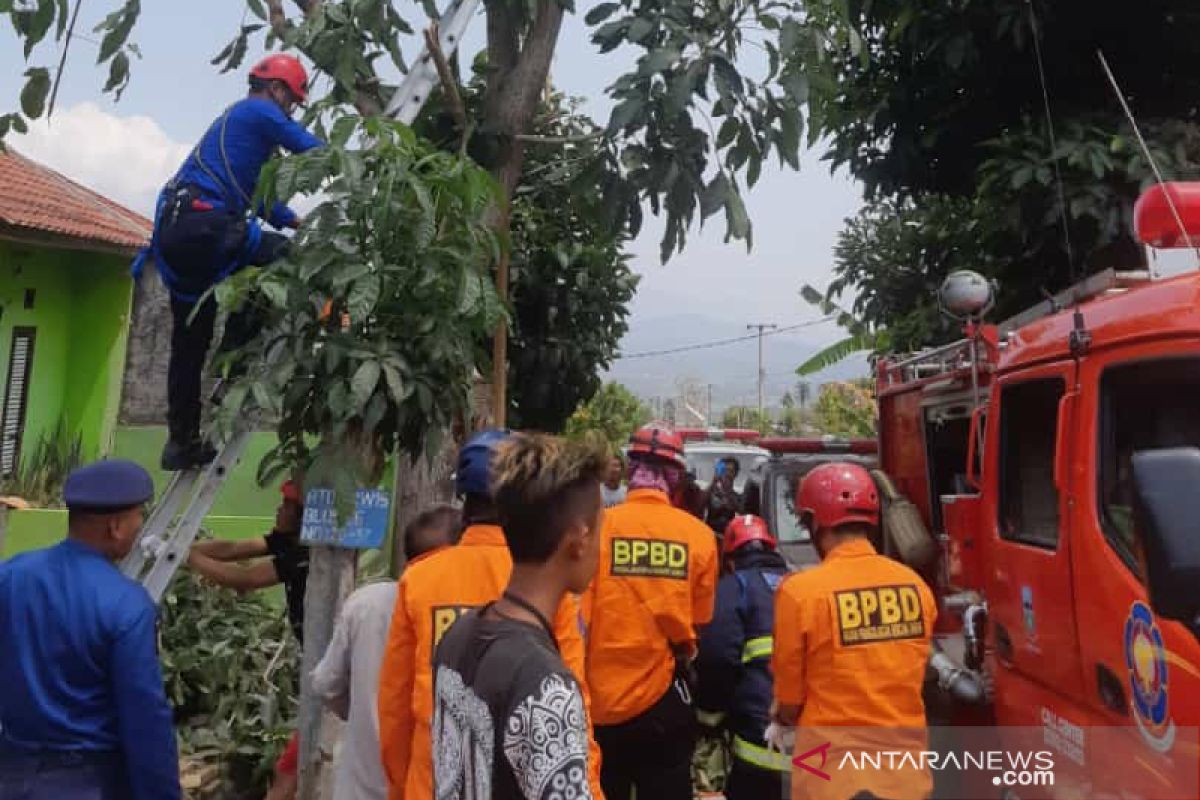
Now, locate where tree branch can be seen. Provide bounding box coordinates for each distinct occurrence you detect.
[485,0,566,196]
[48,0,86,120]
[425,23,467,132]
[514,131,605,145]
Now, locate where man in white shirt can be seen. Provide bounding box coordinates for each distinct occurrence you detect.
[601,454,627,508]
[311,508,459,800]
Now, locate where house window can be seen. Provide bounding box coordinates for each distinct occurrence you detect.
[998,377,1064,548]
[1099,358,1200,581]
[1,327,36,477]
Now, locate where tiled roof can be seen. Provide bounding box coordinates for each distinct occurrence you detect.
[0,147,151,254]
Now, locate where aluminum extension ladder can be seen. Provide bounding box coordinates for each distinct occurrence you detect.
[121,0,482,603]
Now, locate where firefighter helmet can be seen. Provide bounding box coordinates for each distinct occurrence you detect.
[455,429,512,497]
[722,514,776,556]
[796,462,879,532]
[249,53,309,102]
[628,422,687,469]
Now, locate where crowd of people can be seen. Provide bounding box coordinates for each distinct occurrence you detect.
[0,421,938,800]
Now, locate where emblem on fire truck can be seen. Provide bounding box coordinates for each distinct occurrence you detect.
[1124,601,1175,752]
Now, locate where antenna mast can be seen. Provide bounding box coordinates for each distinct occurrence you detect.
[1097,50,1200,267]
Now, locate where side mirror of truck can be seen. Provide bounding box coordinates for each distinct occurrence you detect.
[1132,447,1200,626]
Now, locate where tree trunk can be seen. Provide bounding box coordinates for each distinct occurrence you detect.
[297,546,356,800]
[482,1,565,423]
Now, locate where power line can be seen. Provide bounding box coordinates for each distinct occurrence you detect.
[615,316,836,361]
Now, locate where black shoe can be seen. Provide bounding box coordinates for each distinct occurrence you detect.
[161,438,218,471]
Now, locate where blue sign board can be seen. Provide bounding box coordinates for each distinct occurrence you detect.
[301,487,391,549]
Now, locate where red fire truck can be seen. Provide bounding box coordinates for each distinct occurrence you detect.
[876,184,1200,797]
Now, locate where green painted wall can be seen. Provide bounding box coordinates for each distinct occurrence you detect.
[112,425,284,517]
[64,255,132,457]
[0,242,132,463]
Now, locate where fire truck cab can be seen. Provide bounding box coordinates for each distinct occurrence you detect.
[877,184,1200,797]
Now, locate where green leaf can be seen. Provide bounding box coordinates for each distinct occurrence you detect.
[627,16,653,43]
[22,0,56,57]
[347,272,381,319]
[716,117,739,149]
[246,0,267,21]
[724,188,750,243]
[699,174,730,218]
[747,153,762,187]
[607,98,645,134]
[103,51,131,98]
[351,360,381,410]
[639,47,680,76]
[19,68,51,119]
[54,0,68,39]
[712,56,744,99]
[584,2,619,25]
[778,104,801,170]
[795,333,876,376]
[260,278,290,309]
[781,19,801,55]
[782,71,808,105]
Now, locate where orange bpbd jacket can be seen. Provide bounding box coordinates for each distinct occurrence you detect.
[377,524,603,800]
[582,489,719,726]
[772,538,937,800]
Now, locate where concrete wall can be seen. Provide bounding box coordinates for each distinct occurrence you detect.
[120,261,172,424]
[0,242,132,461]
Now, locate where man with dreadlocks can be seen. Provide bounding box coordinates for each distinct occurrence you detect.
[581,422,719,800]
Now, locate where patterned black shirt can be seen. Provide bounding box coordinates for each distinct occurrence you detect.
[432,608,592,800]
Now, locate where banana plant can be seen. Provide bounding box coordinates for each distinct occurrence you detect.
[795,285,891,377]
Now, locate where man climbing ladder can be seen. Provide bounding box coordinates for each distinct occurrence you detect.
[135,53,324,471]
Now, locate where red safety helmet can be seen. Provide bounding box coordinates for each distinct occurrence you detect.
[250,53,309,102]
[628,422,687,469]
[722,514,776,556]
[281,479,304,505]
[796,462,879,532]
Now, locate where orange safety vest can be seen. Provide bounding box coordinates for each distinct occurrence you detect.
[377,524,603,800]
[582,489,719,726]
[772,538,937,800]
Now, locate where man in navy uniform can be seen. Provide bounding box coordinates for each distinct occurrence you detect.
[0,460,179,800]
[695,514,791,799]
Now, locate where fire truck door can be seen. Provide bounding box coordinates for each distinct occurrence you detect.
[1071,345,1200,777]
[985,361,1088,720]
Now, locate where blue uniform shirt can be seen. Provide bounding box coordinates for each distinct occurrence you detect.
[170,96,323,229]
[0,539,180,800]
[696,549,789,750]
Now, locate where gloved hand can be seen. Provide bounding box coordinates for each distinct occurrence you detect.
[763,721,796,754]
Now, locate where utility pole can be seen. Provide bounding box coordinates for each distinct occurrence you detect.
[747,323,778,420]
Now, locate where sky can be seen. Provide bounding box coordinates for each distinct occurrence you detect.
[0,1,866,403]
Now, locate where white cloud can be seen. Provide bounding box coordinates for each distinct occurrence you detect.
[13,102,189,217]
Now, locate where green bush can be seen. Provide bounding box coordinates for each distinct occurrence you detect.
[161,570,298,798]
[0,420,83,506]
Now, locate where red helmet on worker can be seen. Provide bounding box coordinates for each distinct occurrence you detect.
[796,462,879,533]
[628,422,687,469]
[250,54,309,102]
[722,514,776,556]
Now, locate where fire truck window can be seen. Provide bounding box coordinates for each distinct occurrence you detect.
[998,378,1064,548]
[774,473,810,543]
[1100,358,1200,581]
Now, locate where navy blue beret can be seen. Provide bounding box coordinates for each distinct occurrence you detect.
[63,459,155,511]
